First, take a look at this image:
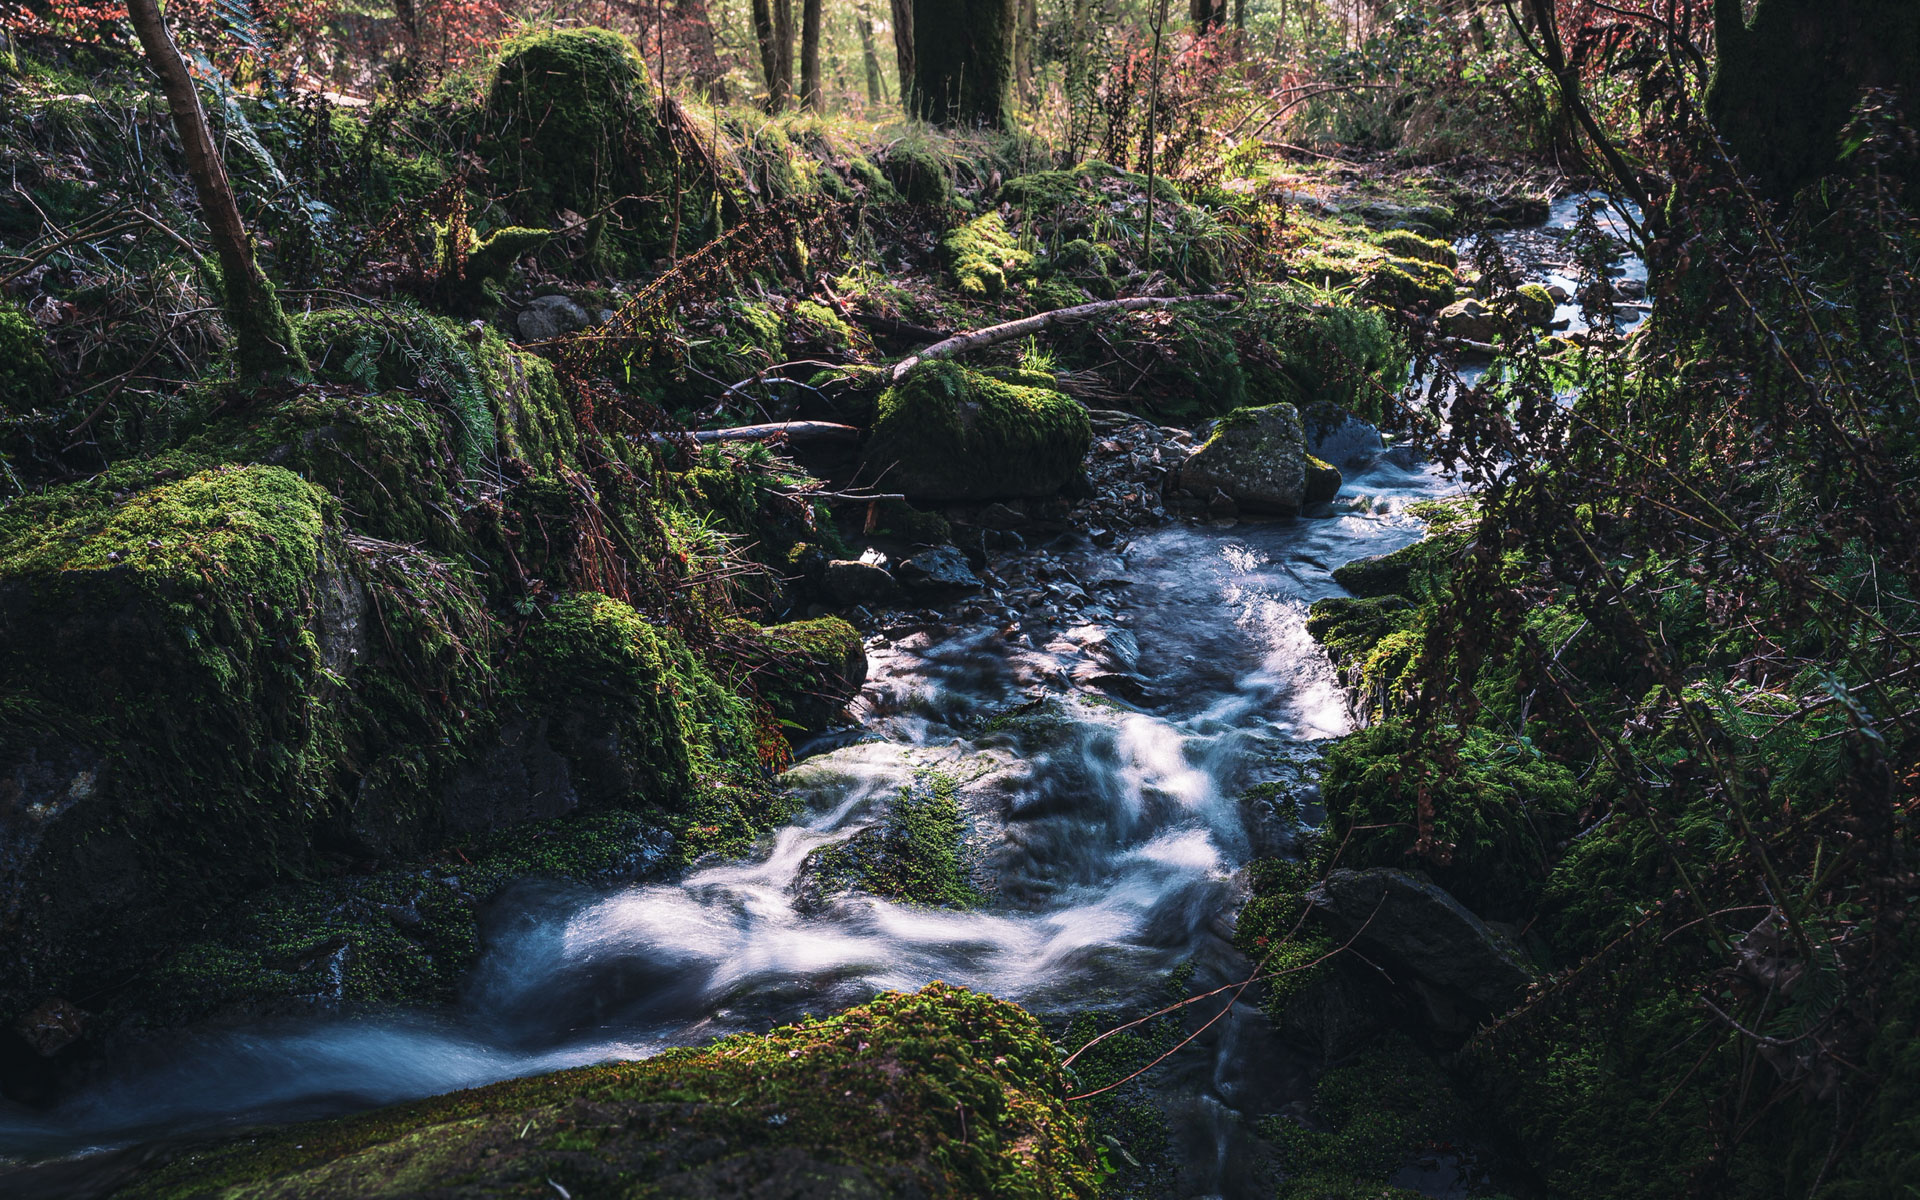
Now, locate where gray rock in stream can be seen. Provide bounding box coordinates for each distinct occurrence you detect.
[1306,867,1533,1033]
[1301,400,1384,469]
[1177,403,1309,515]
[824,559,898,605]
[896,546,982,592]
[515,294,591,341]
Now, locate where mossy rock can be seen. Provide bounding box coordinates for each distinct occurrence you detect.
[0,464,490,1016]
[729,616,867,735]
[798,770,985,910]
[117,983,1102,1199]
[1373,228,1457,269]
[1331,530,1468,599]
[1363,256,1457,311]
[943,212,1034,299]
[513,592,751,811]
[1511,282,1556,327]
[1177,403,1309,513]
[783,299,855,352]
[881,142,954,206]
[482,28,686,267]
[864,361,1091,502]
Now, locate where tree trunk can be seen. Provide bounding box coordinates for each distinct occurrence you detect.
[124,0,304,380]
[1706,0,1920,198]
[909,0,1015,127]
[750,0,783,109]
[675,0,727,98]
[1014,0,1037,108]
[801,0,822,109]
[1190,0,1221,31]
[889,0,915,106]
[859,3,886,104]
[773,0,795,110]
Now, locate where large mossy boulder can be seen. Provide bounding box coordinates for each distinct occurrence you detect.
[729,616,867,735]
[863,361,1091,502]
[0,464,484,1014]
[482,28,677,264]
[1177,403,1311,514]
[118,983,1102,1199]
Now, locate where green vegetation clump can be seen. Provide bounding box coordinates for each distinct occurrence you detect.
[727,615,866,735]
[865,360,1091,501]
[119,982,1102,1200]
[0,302,55,408]
[882,141,955,205]
[944,212,1034,298]
[484,28,656,222]
[803,771,984,909]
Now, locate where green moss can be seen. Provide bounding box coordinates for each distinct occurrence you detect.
[127,809,672,1031]
[1332,530,1468,599]
[1234,858,1335,1019]
[727,616,866,735]
[1320,719,1579,918]
[1512,282,1555,327]
[1363,257,1457,311]
[881,141,955,206]
[0,464,491,1012]
[783,299,855,351]
[293,307,498,471]
[1374,228,1458,268]
[1267,1035,1497,1200]
[943,212,1035,299]
[865,360,1091,501]
[0,302,56,409]
[803,771,984,909]
[120,982,1101,1199]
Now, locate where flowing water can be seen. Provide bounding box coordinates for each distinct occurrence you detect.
[1,197,1641,1195]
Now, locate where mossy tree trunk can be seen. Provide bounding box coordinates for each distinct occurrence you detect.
[800,0,822,108]
[1706,0,1920,198]
[859,2,886,103]
[676,0,727,98]
[125,0,305,380]
[909,0,1014,128]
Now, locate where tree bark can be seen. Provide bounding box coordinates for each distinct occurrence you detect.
[889,0,915,106]
[909,0,1015,127]
[750,0,782,109]
[801,0,822,109]
[773,0,796,110]
[675,0,727,97]
[1706,0,1920,198]
[124,0,304,380]
[859,3,886,104]
[1190,0,1222,31]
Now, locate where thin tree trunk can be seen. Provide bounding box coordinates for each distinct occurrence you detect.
[801,0,822,109]
[1014,0,1037,108]
[773,0,796,110]
[859,3,886,104]
[889,0,915,106]
[751,0,783,109]
[124,0,304,379]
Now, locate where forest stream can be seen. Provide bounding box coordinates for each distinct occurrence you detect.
[1,196,1645,1199]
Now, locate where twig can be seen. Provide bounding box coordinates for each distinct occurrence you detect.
[890,294,1237,382]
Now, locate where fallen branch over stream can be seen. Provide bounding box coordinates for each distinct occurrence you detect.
[648,421,862,444]
[888,293,1239,381]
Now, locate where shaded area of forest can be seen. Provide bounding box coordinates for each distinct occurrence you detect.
[2,2,1918,1198]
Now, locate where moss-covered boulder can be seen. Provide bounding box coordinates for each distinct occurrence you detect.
[943,212,1034,299]
[729,616,867,735]
[880,141,955,206]
[1177,403,1311,514]
[0,464,489,1017]
[863,361,1091,501]
[482,28,686,266]
[118,983,1101,1199]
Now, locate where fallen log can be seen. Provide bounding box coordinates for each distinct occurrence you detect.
[648,421,862,445]
[889,293,1239,382]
